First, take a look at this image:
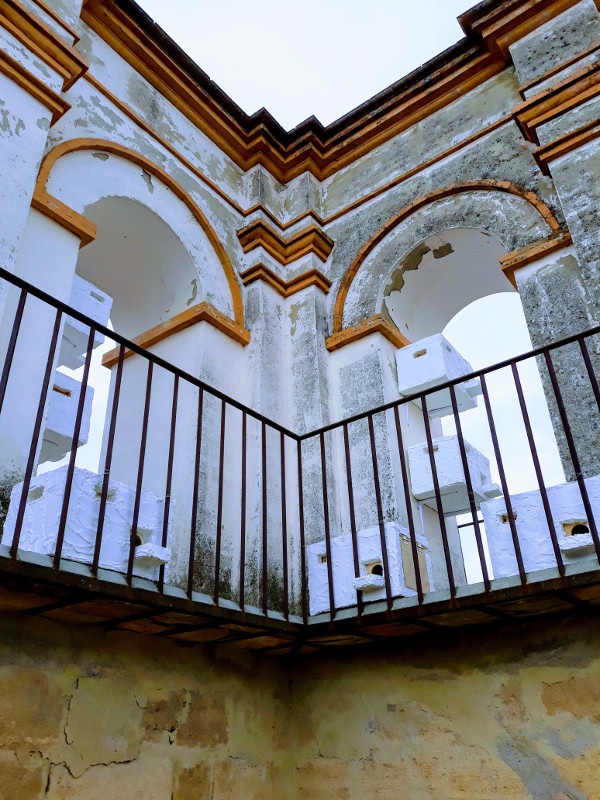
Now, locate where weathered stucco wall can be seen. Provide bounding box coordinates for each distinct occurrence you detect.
[291,612,600,800]
[3,611,600,799]
[0,613,294,799]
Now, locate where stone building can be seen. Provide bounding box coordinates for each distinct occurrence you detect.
[2,0,600,796]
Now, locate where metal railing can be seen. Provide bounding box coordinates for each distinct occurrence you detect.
[1,265,600,628]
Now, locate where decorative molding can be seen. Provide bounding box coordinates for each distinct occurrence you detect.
[500,231,573,287]
[533,117,600,173]
[37,138,245,327]
[459,0,599,59]
[31,187,97,246]
[0,46,69,124]
[30,0,80,43]
[240,264,331,297]
[326,315,411,353]
[78,0,594,182]
[513,61,600,143]
[332,180,561,334]
[237,220,334,266]
[82,72,516,231]
[102,302,251,368]
[0,0,87,90]
[518,40,600,98]
[79,0,534,182]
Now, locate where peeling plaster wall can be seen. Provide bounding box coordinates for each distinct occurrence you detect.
[4,610,600,798]
[0,613,295,800]
[291,612,600,800]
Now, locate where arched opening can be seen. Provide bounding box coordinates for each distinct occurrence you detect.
[6,144,250,596]
[381,228,514,341]
[76,196,198,338]
[378,225,567,587]
[440,293,565,583]
[39,196,200,477]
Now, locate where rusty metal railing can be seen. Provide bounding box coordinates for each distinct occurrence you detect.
[1,265,600,628]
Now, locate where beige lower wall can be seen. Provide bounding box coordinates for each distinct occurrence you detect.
[0,614,294,799]
[2,611,600,799]
[291,614,600,800]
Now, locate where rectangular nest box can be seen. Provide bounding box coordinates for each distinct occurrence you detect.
[59,275,112,370]
[1,466,171,580]
[408,434,501,515]
[396,334,481,418]
[482,475,600,579]
[306,521,433,616]
[40,371,94,464]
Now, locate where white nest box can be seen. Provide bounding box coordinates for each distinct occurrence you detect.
[396,334,481,417]
[307,522,433,616]
[1,466,170,580]
[408,434,501,515]
[481,475,600,579]
[40,371,94,464]
[59,275,112,370]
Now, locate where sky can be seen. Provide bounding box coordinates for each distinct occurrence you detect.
[136,0,476,131]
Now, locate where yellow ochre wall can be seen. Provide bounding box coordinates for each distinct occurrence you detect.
[2,611,600,799]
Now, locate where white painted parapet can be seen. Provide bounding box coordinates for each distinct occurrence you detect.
[59,275,113,369]
[482,476,600,579]
[408,435,501,515]
[1,466,170,580]
[40,371,94,464]
[307,521,433,615]
[395,334,481,417]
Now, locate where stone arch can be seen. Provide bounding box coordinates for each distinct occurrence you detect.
[35,137,245,328]
[332,181,561,333]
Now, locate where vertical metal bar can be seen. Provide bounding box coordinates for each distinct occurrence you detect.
[579,337,600,413]
[297,439,308,625]
[511,361,564,576]
[448,384,491,591]
[187,386,204,598]
[421,394,456,597]
[262,420,268,615]
[158,374,179,592]
[393,405,424,604]
[544,348,600,563]
[319,431,335,620]
[280,431,289,620]
[10,307,62,558]
[53,326,95,569]
[126,360,153,583]
[480,373,526,585]
[213,399,227,605]
[367,414,393,611]
[93,344,125,576]
[239,410,247,610]
[343,422,363,616]
[0,288,27,417]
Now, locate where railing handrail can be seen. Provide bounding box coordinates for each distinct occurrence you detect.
[2,265,600,442]
[300,322,600,439]
[0,266,298,438]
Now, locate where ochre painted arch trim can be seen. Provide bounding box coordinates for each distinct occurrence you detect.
[36,138,245,328]
[331,180,561,334]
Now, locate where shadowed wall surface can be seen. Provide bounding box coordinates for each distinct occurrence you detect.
[2,611,600,799]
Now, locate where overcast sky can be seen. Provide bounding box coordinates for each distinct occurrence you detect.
[137,0,475,130]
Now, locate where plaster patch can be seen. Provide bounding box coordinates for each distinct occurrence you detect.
[64,676,142,777]
[433,242,454,259]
